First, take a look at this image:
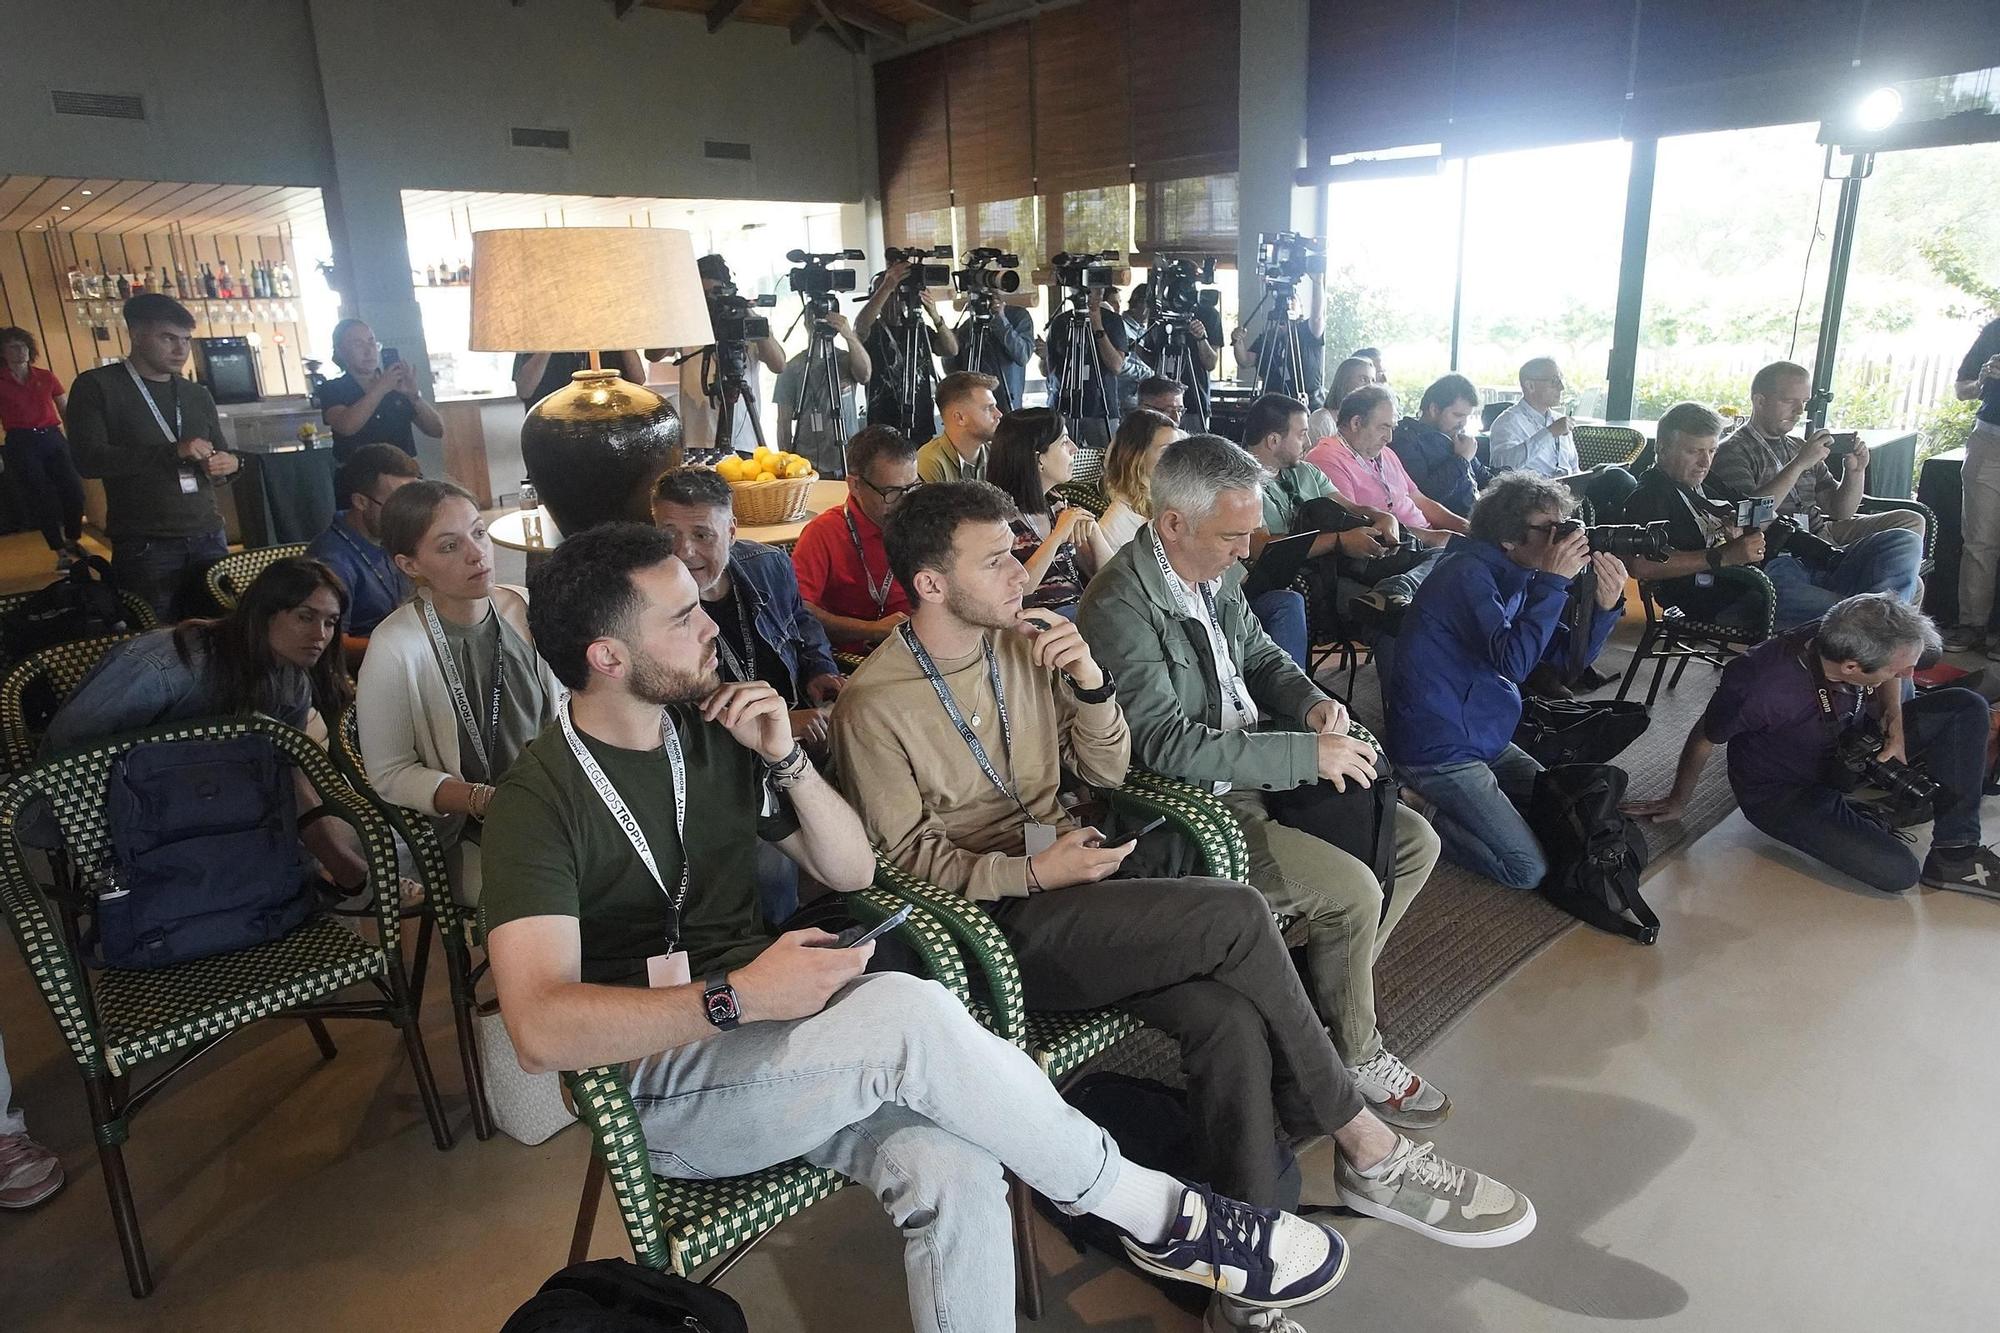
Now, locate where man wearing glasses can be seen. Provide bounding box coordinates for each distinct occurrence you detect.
[1488,357,1636,517]
[1136,376,1187,427]
[792,425,922,655]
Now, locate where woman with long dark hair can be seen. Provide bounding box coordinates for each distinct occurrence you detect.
[45,556,370,891]
[0,326,87,570]
[985,408,1117,615]
[356,479,560,906]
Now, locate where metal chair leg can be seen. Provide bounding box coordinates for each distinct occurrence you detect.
[1645,640,1673,707]
[1668,652,1693,688]
[304,1017,338,1060]
[449,956,495,1141]
[570,1151,608,1266]
[408,913,435,1011]
[1618,627,1657,701]
[396,998,456,1151]
[85,1075,151,1298]
[1009,1171,1044,1320]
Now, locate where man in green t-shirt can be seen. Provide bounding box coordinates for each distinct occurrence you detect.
[479,522,1349,1330]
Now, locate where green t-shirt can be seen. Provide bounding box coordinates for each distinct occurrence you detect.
[435,605,553,789]
[478,708,799,985]
[1261,462,1338,536]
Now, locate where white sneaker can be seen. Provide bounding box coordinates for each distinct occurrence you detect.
[1336,1137,1536,1248]
[1348,1047,1452,1129]
[1206,1297,1311,1331]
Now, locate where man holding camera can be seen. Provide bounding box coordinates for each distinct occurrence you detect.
[1713,361,1925,552]
[674,254,788,455]
[772,309,872,476]
[1232,273,1326,409]
[1383,473,1627,889]
[857,258,959,441]
[1625,402,1922,631]
[944,290,1033,413]
[1128,280,1223,433]
[1627,594,1999,900]
[1042,285,1130,449]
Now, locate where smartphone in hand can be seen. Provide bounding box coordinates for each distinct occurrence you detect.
[821,903,913,950]
[1103,815,1167,849]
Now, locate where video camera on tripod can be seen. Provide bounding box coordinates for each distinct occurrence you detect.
[787,248,864,327]
[1150,255,1221,318]
[1256,232,1325,289]
[708,283,776,344]
[952,247,1021,308]
[883,245,953,300]
[1045,250,1127,292]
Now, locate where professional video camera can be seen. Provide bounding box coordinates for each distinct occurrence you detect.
[1049,250,1127,290]
[952,247,1021,297]
[1833,719,1941,806]
[883,245,954,294]
[788,248,863,299]
[1553,517,1675,562]
[1150,255,1221,318]
[708,283,776,344]
[1256,231,1325,287]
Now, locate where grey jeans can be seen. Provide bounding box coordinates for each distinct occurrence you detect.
[628,971,1125,1333]
[0,1024,24,1137]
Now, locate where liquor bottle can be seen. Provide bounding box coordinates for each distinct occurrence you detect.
[114,271,130,299]
[66,264,83,299]
[222,262,238,298]
[139,267,152,294]
[175,266,190,298]
[425,264,436,286]
[202,264,218,299]
[253,262,267,298]
[81,262,98,298]
[159,268,175,297]
[277,262,293,297]
[457,260,471,284]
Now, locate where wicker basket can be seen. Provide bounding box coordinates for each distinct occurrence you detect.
[727,471,819,526]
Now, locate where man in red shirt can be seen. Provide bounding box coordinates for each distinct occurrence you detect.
[791,424,919,655]
[0,326,87,568]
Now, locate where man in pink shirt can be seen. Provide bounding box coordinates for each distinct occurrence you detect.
[1306,386,1469,548]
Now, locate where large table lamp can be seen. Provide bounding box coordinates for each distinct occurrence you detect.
[470,226,714,535]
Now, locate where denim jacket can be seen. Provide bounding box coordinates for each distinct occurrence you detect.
[44,627,312,756]
[731,539,839,698]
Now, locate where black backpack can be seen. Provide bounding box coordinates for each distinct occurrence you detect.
[1525,763,1658,945]
[1514,696,1651,768]
[94,735,317,970]
[0,554,132,666]
[500,1259,747,1333]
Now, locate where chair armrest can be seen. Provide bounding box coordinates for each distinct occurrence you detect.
[0,831,107,1075]
[869,859,1025,1045]
[844,884,969,1004]
[1106,769,1250,882]
[1647,564,1776,638]
[1857,496,1937,562]
[563,1065,671,1270]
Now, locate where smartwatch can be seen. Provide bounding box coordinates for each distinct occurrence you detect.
[1066,670,1118,705]
[702,972,742,1031]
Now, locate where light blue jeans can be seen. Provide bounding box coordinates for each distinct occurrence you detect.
[1250,587,1310,668]
[1400,744,1548,889]
[1764,528,1924,630]
[0,1024,24,1137]
[629,971,1124,1333]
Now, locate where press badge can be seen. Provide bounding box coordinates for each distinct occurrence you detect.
[178,469,200,494]
[646,951,691,988]
[1024,823,1059,857]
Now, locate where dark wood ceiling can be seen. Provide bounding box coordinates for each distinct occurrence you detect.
[637,0,973,50]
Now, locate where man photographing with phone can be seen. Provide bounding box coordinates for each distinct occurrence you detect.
[835,482,1536,1330]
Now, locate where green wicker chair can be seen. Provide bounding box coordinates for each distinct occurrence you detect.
[1572,424,1646,471]
[866,770,1248,1319]
[1855,495,1939,575]
[0,714,452,1297]
[560,873,969,1280]
[0,633,139,774]
[1052,480,1108,517]
[203,543,309,612]
[1618,565,1777,706]
[330,707,492,1140]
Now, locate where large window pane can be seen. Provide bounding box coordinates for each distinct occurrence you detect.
[1058,186,1132,257]
[1459,139,1629,417]
[1835,138,2000,450]
[1323,163,1463,409]
[1636,123,1834,420]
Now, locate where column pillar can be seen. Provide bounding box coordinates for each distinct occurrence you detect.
[1235,0,1313,377]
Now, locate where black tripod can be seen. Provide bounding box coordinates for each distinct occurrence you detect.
[1046,289,1117,442]
[876,288,940,439]
[687,341,767,453]
[956,299,1016,411]
[1251,280,1311,403]
[1136,312,1211,429]
[788,299,852,476]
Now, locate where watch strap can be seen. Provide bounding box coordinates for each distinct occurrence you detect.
[1066,670,1118,704]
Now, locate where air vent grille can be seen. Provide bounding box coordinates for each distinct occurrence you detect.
[703,140,753,162]
[51,90,146,120]
[510,126,571,150]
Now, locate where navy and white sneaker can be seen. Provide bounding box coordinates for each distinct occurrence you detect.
[1120,1183,1349,1309]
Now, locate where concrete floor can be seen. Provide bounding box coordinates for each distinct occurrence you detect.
[2,525,1998,1329]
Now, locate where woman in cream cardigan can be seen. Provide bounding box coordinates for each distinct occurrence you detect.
[357,480,560,906]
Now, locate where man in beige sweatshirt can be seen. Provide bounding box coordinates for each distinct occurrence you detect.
[831,482,1536,1329]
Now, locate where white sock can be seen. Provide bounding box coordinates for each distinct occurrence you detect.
[1351,1136,1407,1180]
[1090,1161,1185,1245]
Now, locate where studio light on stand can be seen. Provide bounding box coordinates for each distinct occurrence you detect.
[470,226,713,537]
[1855,86,1903,133]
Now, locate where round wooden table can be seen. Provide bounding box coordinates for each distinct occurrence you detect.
[488,478,851,555]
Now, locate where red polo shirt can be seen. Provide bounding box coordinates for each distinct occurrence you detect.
[791,496,910,652]
[0,365,64,431]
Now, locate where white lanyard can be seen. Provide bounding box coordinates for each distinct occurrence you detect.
[422,596,505,776]
[124,360,181,444]
[1150,528,1252,724]
[558,699,690,926]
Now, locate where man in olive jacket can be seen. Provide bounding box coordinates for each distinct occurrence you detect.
[1078,433,1451,1130]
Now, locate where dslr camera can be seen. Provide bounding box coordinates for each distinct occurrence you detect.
[1832,719,1941,806]
[1552,517,1674,562]
[1256,231,1325,286]
[707,283,776,344]
[883,245,954,294]
[1150,255,1221,318]
[1049,250,1126,290]
[952,247,1021,297]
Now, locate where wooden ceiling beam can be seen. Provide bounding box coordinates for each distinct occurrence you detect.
[903,0,971,22]
[809,0,862,52]
[824,2,903,41]
[706,0,747,31]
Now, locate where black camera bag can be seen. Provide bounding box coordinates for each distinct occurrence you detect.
[1526,763,1658,945]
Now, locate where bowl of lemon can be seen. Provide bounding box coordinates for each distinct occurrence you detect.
[716,448,819,525]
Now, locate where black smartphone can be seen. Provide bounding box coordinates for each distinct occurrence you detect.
[1105,815,1168,848]
[832,903,912,950]
[381,346,402,368]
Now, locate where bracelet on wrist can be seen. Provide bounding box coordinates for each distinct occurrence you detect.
[1026,855,1042,891]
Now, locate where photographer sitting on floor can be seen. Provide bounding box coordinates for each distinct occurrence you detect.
[1626,594,1999,900]
[1623,402,1920,631]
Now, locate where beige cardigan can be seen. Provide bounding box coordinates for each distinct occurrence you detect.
[355,585,562,841]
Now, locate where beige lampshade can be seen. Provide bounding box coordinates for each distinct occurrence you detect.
[468,226,714,353]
